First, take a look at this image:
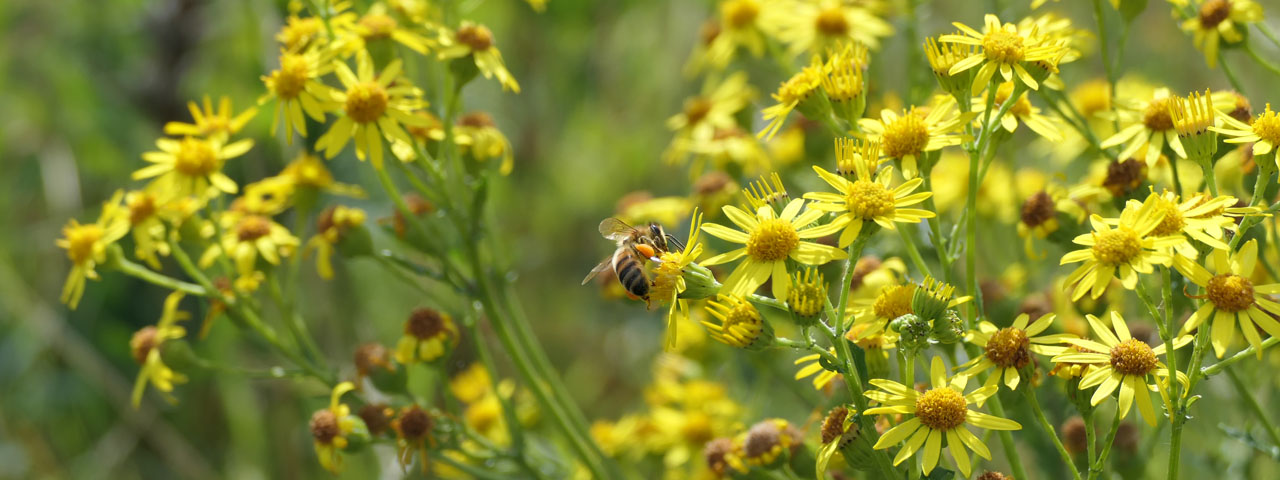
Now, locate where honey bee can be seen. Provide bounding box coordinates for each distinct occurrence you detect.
[582,218,683,302]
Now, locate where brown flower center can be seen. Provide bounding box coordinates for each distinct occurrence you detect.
[130,326,159,365]
[397,405,432,440]
[815,7,849,37]
[721,0,759,29]
[358,404,391,437]
[235,215,272,242]
[821,406,850,444]
[456,25,494,51]
[1149,197,1186,236]
[1142,98,1174,131]
[915,387,968,430]
[743,421,781,458]
[1102,158,1148,196]
[310,410,340,444]
[406,308,446,339]
[344,82,388,124]
[1109,338,1158,376]
[1020,191,1055,227]
[1199,0,1232,29]
[1207,273,1255,312]
[683,97,713,126]
[984,327,1032,369]
[270,54,310,99]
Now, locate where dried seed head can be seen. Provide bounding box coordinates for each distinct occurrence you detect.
[310,409,340,444]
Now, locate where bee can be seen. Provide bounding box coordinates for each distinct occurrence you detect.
[582,218,684,302]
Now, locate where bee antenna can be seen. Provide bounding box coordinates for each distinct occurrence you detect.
[665,234,685,251]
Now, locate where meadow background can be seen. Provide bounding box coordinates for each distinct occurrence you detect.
[2,0,1280,478]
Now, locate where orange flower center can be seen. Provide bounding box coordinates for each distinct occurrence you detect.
[683,97,713,125]
[915,387,968,430]
[984,327,1031,369]
[457,25,494,51]
[1207,273,1255,312]
[1109,338,1158,376]
[1149,197,1186,237]
[1251,107,1280,145]
[1198,0,1231,29]
[344,82,389,124]
[235,215,272,242]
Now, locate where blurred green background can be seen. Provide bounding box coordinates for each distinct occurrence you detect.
[3,0,1280,478]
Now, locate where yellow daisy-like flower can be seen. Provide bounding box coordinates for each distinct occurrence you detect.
[311,381,360,474]
[57,191,129,309]
[1212,102,1280,157]
[454,111,516,175]
[1119,190,1240,258]
[700,198,848,299]
[265,151,367,199]
[276,14,328,51]
[974,81,1063,141]
[849,282,970,340]
[395,308,460,364]
[1178,240,1280,358]
[650,209,705,351]
[308,205,368,279]
[130,291,189,407]
[958,313,1073,394]
[698,0,771,70]
[766,0,893,55]
[437,21,521,92]
[164,95,257,141]
[858,98,973,178]
[667,72,754,162]
[757,62,825,141]
[1100,88,1187,167]
[261,48,336,143]
[1052,312,1191,426]
[316,51,430,169]
[941,14,1067,95]
[866,357,1020,477]
[703,294,771,349]
[1180,0,1263,68]
[133,136,253,200]
[804,138,936,247]
[198,209,300,288]
[1060,195,1184,300]
[123,190,175,269]
[338,3,434,55]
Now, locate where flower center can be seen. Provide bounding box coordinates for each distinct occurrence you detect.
[173,138,219,177]
[1251,107,1280,145]
[914,387,968,430]
[882,111,930,158]
[681,411,714,443]
[1091,227,1142,266]
[982,29,1025,64]
[65,224,103,264]
[1102,158,1148,197]
[127,193,157,225]
[815,7,849,37]
[994,82,1032,118]
[1142,98,1174,131]
[649,252,686,302]
[873,285,915,320]
[683,97,713,125]
[406,308,447,339]
[1020,191,1055,227]
[456,25,494,51]
[310,410,340,444]
[984,327,1031,369]
[1199,0,1232,28]
[721,0,759,29]
[1109,338,1158,376]
[235,215,272,242]
[271,54,310,99]
[459,111,496,128]
[821,406,850,444]
[1228,92,1252,123]
[726,299,762,328]
[846,180,896,219]
[775,67,823,104]
[344,82,389,124]
[1207,273,1255,312]
[358,13,397,40]
[397,405,432,440]
[1149,197,1186,236]
[746,218,799,262]
[130,326,159,364]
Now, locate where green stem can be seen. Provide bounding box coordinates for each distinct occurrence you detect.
[1257,23,1280,50]
[897,226,933,279]
[1083,409,1098,469]
[1229,165,1275,250]
[109,252,207,296]
[1088,407,1122,480]
[1244,42,1280,78]
[267,272,324,364]
[1202,337,1280,376]
[1200,159,1220,196]
[920,173,954,284]
[1092,0,1119,132]
[1225,365,1280,448]
[1025,385,1084,480]
[1220,51,1247,94]
[986,396,1030,480]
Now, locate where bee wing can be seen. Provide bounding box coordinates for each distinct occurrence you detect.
[581,257,614,285]
[598,217,636,241]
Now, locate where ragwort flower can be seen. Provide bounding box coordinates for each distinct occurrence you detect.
[133,136,253,200]
[958,313,1073,393]
[1060,195,1184,300]
[311,382,363,474]
[1178,240,1280,358]
[58,191,129,308]
[164,95,257,141]
[650,209,705,351]
[130,291,190,407]
[437,21,521,92]
[941,14,1067,95]
[700,198,848,299]
[858,97,973,178]
[316,51,430,169]
[805,138,935,247]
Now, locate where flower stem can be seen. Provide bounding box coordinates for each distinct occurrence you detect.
[1025,385,1084,480]
[1244,41,1280,78]
[1220,51,1247,94]
[1202,337,1280,376]
[108,251,207,297]
[897,226,933,279]
[1224,365,1280,448]
[1088,407,1122,480]
[1230,164,1276,250]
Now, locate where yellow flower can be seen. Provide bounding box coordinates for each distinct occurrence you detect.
[973,82,1063,141]
[766,0,893,54]
[703,294,772,348]
[866,357,1020,476]
[390,405,435,473]
[941,14,1067,95]
[1122,190,1240,258]
[1052,312,1191,426]
[437,21,521,92]
[198,209,299,287]
[123,190,176,269]
[395,308,460,364]
[130,291,190,407]
[958,313,1073,393]
[455,111,516,175]
[276,14,328,51]
[650,210,705,351]
[758,63,825,141]
[1177,240,1280,358]
[263,151,367,200]
[316,51,430,169]
[337,3,435,55]
[1060,195,1184,300]
[308,205,368,279]
[804,138,936,247]
[133,136,253,200]
[701,198,848,299]
[849,281,971,339]
[1212,102,1280,157]
[1180,0,1263,68]
[260,48,336,143]
[57,191,129,308]
[311,382,359,473]
[697,0,771,70]
[858,97,973,178]
[450,363,493,404]
[666,72,754,162]
[163,95,257,141]
[1101,88,1186,166]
